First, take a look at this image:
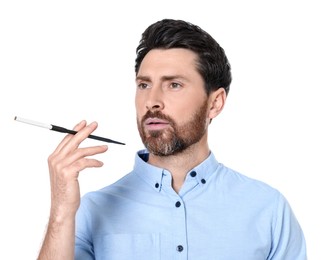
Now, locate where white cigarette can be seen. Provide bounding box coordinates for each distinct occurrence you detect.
[14,116,51,130]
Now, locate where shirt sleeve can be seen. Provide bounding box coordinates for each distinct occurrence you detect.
[268,193,307,260]
[74,197,95,260]
[75,236,94,260]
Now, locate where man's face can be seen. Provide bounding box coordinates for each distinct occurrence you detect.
[135,48,210,156]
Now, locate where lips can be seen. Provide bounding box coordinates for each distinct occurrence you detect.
[144,117,170,131]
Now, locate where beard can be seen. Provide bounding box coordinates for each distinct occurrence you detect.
[137,100,209,156]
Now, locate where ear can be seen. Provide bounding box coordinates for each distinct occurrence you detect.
[208,88,226,120]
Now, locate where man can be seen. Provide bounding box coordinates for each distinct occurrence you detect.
[37,19,306,259]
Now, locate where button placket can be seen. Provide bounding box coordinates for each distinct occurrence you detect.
[172,198,187,258]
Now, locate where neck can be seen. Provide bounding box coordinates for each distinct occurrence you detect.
[148,136,210,193]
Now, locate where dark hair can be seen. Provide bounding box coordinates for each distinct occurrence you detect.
[135,19,232,95]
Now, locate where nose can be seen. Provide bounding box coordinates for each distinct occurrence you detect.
[145,86,164,111]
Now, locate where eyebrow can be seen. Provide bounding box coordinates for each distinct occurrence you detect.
[135,75,149,82]
[135,75,187,82]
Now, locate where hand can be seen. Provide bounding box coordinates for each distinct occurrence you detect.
[47,120,108,221]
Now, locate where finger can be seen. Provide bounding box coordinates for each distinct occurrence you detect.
[67,157,106,175]
[48,122,102,175]
[51,149,108,182]
[56,145,109,169]
[49,143,108,175]
[57,122,99,157]
[52,120,87,154]
[73,120,87,131]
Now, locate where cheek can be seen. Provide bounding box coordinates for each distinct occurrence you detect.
[176,99,205,118]
[135,96,144,115]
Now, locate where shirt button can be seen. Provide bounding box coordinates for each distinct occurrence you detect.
[155,183,159,188]
[176,245,184,252]
[175,201,181,207]
[201,178,206,184]
[190,171,197,177]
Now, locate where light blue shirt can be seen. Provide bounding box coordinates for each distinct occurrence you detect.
[75,149,307,259]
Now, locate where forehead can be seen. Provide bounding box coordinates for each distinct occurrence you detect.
[137,48,200,77]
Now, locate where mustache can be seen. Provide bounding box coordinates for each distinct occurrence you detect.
[141,110,174,125]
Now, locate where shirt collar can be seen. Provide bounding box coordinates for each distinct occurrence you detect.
[133,149,221,193]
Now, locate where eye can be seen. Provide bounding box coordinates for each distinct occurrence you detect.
[170,82,182,89]
[137,82,149,90]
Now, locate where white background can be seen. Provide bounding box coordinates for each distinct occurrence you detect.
[1,0,328,259]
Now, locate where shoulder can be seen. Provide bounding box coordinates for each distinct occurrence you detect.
[218,164,279,194]
[213,164,292,211]
[80,172,136,204]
